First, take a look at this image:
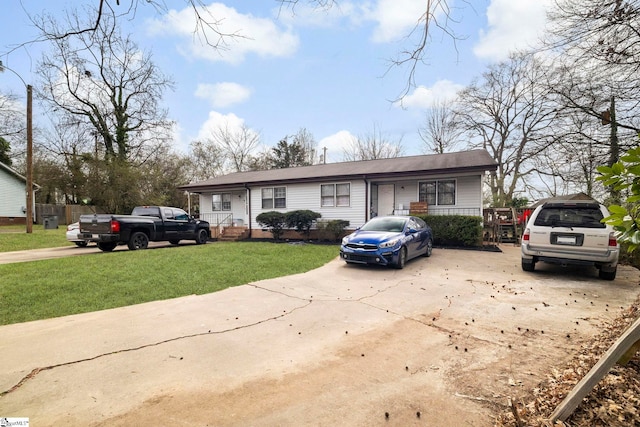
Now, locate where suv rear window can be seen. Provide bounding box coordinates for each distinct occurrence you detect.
[534,205,605,228]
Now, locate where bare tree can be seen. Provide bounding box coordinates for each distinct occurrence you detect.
[455,53,559,207]
[0,92,25,162]
[342,125,404,161]
[291,127,318,165]
[205,122,261,173]
[187,139,225,182]
[35,8,174,212]
[37,9,173,162]
[419,99,461,154]
[545,0,640,136]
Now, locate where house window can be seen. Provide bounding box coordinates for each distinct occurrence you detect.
[419,179,456,206]
[212,193,231,211]
[262,187,286,209]
[321,183,350,207]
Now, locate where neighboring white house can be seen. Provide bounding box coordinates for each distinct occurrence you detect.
[0,162,38,225]
[179,149,498,238]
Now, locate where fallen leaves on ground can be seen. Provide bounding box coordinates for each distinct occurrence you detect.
[495,300,640,427]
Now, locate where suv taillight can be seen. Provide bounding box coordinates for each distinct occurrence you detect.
[609,232,617,247]
[111,220,121,233]
[522,228,530,242]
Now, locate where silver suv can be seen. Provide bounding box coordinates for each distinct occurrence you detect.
[521,200,619,280]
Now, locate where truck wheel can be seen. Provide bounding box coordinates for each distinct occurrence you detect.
[195,229,209,245]
[128,232,149,250]
[97,242,117,252]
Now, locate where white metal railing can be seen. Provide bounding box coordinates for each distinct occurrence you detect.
[392,207,482,216]
[198,213,234,227]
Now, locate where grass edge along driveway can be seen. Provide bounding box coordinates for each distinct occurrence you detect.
[0,242,339,326]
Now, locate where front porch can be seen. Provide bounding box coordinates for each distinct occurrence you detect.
[197,212,249,241]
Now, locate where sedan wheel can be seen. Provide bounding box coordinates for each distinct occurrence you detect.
[128,232,149,250]
[423,238,433,257]
[395,246,407,269]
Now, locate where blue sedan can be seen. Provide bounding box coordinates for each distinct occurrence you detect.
[340,215,433,269]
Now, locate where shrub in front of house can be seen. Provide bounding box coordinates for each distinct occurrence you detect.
[257,211,287,240]
[417,214,483,247]
[316,219,350,242]
[285,210,322,240]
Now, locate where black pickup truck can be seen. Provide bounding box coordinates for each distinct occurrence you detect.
[78,206,211,252]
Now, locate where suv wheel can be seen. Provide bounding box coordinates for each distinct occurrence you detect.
[599,267,617,281]
[521,258,535,272]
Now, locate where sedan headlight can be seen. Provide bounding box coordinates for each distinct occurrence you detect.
[341,236,350,245]
[379,238,400,249]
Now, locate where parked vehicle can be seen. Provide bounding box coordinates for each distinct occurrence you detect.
[66,222,90,247]
[79,206,211,252]
[340,215,433,269]
[521,200,619,280]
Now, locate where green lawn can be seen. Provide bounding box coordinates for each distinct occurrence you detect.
[0,224,71,252]
[0,240,339,326]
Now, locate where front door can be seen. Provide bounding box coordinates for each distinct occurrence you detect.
[378,184,395,216]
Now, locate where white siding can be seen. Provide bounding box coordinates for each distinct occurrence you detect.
[383,173,483,216]
[250,180,368,230]
[197,191,247,225]
[0,169,26,218]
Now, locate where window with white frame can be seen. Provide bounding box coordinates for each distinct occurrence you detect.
[321,183,350,207]
[212,193,232,211]
[419,179,456,206]
[262,187,286,209]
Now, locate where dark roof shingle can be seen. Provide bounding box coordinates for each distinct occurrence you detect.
[180,149,497,191]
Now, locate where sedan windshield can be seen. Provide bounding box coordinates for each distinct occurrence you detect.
[360,217,407,232]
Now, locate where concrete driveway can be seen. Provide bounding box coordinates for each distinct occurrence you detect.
[1,245,639,426]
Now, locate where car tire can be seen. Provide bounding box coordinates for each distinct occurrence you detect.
[521,258,535,272]
[422,238,433,257]
[599,268,617,281]
[97,242,117,252]
[74,241,88,247]
[128,232,149,250]
[395,246,407,269]
[169,239,180,245]
[195,229,208,245]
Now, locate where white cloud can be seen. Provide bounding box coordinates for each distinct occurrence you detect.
[368,0,428,43]
[147,2,299,64]
[474,0,553,61]
[318,130,355,163]
[395,80,464,110]
[195,82,252,108]
[196,111,247,141]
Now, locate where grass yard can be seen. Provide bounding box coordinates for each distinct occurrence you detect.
[0,224,71,251]
[0,241,339,326]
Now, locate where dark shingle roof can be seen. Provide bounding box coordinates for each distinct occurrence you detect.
[179,149,497,192]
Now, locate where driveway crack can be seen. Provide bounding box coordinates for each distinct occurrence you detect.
[0,300,312,397]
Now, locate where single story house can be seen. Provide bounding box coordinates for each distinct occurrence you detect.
[179,149,498,239]
[0,161,38,225]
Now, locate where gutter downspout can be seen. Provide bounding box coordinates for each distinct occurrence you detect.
[245,184,251,235]
[363,175,369,222]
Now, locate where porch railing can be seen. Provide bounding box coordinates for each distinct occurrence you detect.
[393,207,482,216]
[198,213,234,227]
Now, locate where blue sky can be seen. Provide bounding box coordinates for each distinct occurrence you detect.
[1,0,552,163]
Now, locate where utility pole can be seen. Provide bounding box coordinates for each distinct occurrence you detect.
[26,84,33,233]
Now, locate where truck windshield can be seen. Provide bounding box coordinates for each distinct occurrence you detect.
[131,207,161,218]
